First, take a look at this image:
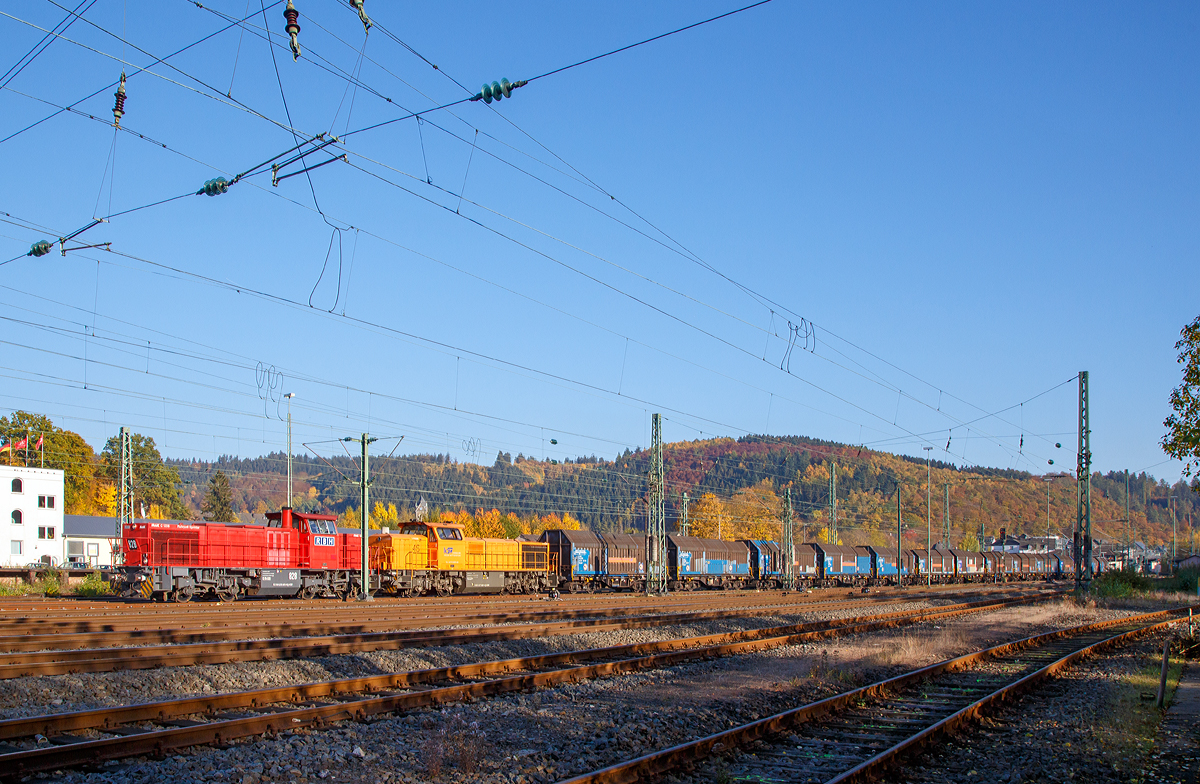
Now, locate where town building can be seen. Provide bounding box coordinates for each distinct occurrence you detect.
[1,465,65,567]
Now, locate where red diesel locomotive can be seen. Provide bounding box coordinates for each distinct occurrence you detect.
[117,508,362,601]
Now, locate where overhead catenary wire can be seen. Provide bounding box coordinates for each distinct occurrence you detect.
[0,6,1070,477]
[6,2,999,463]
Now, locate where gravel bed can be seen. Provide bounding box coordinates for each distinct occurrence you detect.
[869,630,1177,784]
[12,595,1139,784]
[0,596,977,720]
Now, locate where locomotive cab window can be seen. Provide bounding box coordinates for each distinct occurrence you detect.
[400,524,428,536]
[436,527,463,540]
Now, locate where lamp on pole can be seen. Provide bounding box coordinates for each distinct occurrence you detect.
[284,393,295,508]
[924,446,933,587]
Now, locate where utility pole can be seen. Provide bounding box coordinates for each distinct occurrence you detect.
[285,393,295,508]
[1044,477,1052,547]
[896,485,903,588]
[828,462,837,545]
[343,433,377,600]
[943,484,950,549]
[1124,469,1130,570]
[1075,371,1092,589]
[924,446,933,587]
[680,492,690,536]
[783,487,795,590]
[1171,496,1178,571]
[647,413,667,594]
[117,427,133,565]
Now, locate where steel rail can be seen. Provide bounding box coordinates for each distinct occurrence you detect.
[555,604,1196,784]
[0,580,1036,619]
[0,588,1023,650]
[0,593,1049,777]
[0,593,1044,743]
[0,589,1057,678]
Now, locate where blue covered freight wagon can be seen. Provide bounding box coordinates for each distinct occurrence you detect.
[667,536,751,590]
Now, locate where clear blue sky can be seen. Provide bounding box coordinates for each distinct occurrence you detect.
[0,1,1196,484]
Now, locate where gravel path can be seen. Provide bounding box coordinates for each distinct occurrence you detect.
[10,594,1138,784]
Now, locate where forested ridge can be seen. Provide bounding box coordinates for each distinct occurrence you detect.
[167,434,1197,548]
[3,407,1193,547]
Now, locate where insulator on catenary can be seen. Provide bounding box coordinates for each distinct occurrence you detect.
[470,78,527,104]
[349,0,371,32]
[198,177,230,197]
[112,72,127,127]
[27,240,53,257]
[283,0,302,61]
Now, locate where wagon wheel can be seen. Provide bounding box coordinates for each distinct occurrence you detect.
[216,586,238,603]
[172,586,194,603]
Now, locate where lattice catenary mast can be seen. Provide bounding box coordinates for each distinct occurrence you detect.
[647,414,667,594]
[1075,371,1092,588]
[117,427,133,565]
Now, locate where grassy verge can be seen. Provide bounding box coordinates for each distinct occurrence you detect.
[1091,639,1186,781]
[0,570,112,597]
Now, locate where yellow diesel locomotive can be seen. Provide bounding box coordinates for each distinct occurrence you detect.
[369,521,556,596]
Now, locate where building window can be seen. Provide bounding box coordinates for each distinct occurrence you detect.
[10,510,20,526]
[87,542,100,557]
[10,478,21,493]
[37,495,55,509]
[38,526,55,540]
[10,541,21,555]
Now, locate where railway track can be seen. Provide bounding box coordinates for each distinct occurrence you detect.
[557,604,1197,784]
[0,587,1054,677]
[0,591,1047,778]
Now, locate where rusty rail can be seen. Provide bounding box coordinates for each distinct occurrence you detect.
[0,585,1034,652]
[0,593,1049,776]
[557,604,1196,784]
[0,588,1058,678]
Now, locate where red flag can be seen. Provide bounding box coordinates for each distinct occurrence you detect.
[11,437,26,450]
[34,435,43,450]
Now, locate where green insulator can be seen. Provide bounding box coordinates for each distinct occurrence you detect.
[472,78,526,103]
[28,240,53,257]
[201,177,230,197]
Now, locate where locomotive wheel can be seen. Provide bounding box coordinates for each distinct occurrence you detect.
[172,586,194,603]
[434,582,452,597]
[216,586,238,603]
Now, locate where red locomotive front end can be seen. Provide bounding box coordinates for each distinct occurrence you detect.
[116,508,362,602]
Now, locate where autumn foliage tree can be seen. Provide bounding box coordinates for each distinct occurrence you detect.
[1163,315,1200,483]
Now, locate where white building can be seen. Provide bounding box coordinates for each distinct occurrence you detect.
[1,465,65,567]
[63,515,120,567]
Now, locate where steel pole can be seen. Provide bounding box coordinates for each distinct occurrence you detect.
[896,486,902,588]
[924,446,932,586]
[361,433,371,600]
[285,393,295,508]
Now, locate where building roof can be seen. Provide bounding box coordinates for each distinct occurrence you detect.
[63,515,199,537]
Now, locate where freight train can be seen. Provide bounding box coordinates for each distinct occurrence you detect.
[114,509,1097,601]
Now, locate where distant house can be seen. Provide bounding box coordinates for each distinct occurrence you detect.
[1175,554,1200,572]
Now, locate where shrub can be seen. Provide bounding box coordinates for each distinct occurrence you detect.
[1092,568,1152,598]
[74,572,112,597]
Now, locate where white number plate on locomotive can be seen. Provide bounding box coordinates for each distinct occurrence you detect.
[314,536,336,547]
